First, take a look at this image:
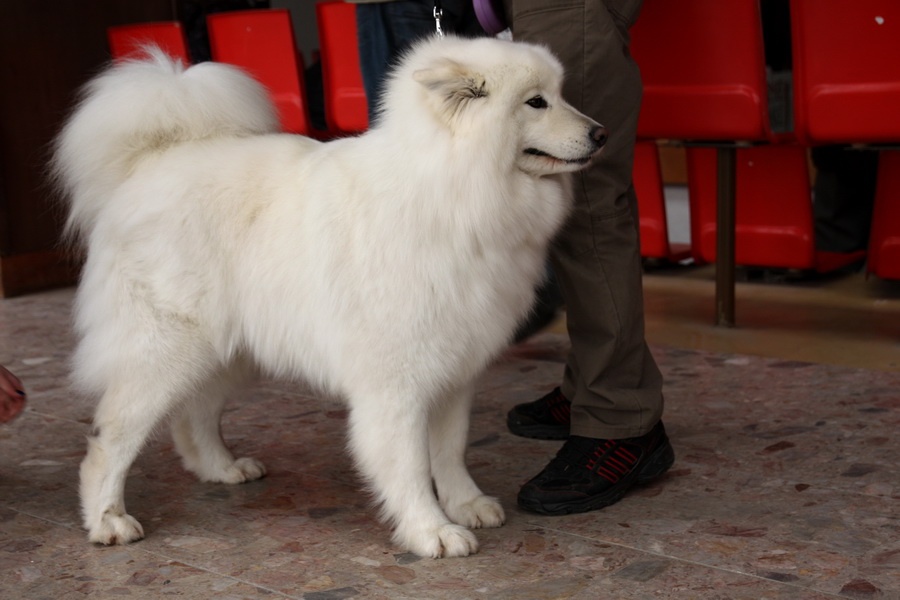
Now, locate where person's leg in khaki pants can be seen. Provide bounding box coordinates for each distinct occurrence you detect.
[503,0,674,515]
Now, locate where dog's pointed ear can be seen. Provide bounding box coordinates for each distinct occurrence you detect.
[413,58,487,98]
[413,58,487,123]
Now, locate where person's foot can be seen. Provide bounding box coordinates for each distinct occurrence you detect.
[506,387,570,440]
[517,421,674,515]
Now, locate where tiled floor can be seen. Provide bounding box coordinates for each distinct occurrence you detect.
[1,270,898,599]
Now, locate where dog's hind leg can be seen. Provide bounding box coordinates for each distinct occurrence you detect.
[170,362,266,484]
[429,384,505,530]
[81,382,179,545]
[79,324,220,545]
[347,389,479,558]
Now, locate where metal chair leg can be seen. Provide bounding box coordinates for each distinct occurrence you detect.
[715,146,737,327]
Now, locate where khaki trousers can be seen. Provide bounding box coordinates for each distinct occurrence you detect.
[503,0,663,438]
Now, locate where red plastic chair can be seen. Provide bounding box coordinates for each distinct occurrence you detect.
[631,0,776,325]
[315,1,369,134]
[632,1,771,142]
[107,22,191,64]
[687,145,815,270]
[791,0,900,145]
[685,142,870,274]
[633,143,690,262]
[791,0,900,281]
[869,152,900,280]
[207,9,318,137]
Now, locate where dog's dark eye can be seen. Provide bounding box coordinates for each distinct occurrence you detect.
[526,96,548,109]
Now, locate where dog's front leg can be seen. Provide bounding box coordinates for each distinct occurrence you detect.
[347,392,479,558]
[430,384,505,530]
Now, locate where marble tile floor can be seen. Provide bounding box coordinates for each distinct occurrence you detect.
[0,285,898,600]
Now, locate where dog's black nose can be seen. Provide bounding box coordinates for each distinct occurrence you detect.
[591,125,609,148]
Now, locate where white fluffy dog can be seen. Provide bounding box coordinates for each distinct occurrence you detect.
[53,34,606,558]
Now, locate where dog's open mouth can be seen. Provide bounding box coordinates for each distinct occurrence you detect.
[524,148,593,166]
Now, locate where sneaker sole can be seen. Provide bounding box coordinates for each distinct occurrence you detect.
[517,437,675,515]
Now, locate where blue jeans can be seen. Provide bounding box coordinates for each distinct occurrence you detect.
[355,0,484,122]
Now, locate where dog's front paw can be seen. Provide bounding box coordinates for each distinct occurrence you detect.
[88,511,144,545]
[398,523,479,558]
[445,495,505,529]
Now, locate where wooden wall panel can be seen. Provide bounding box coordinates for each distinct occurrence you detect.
[0,0,176,297]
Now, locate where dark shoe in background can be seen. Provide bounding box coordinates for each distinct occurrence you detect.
[507,387,571,440]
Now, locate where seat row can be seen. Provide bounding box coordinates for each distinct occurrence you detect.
[106,0,899,326]
[106,1,367,139]
[630,0,899,288]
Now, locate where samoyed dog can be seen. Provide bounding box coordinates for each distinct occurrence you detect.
[53,34,606,558]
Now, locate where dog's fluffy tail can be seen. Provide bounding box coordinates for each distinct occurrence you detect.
[53,48,279,241]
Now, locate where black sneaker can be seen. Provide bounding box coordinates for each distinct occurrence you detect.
[507,387,571,440]
[517,421,674,515]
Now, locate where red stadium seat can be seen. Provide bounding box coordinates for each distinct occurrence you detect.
[107,21,191,64]
[207,9,317,136]
[633,143,690,262]
[791,0,900,145]
[632,1,771,143]
[868,152,900,280]
[315,1,369,134]
[686,145,816,270]
[791,0,900,280]
[631,0,778,325]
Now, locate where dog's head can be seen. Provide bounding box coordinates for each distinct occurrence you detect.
[381,36,606,177]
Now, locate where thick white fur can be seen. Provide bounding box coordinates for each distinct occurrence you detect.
[53,36,602,558]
